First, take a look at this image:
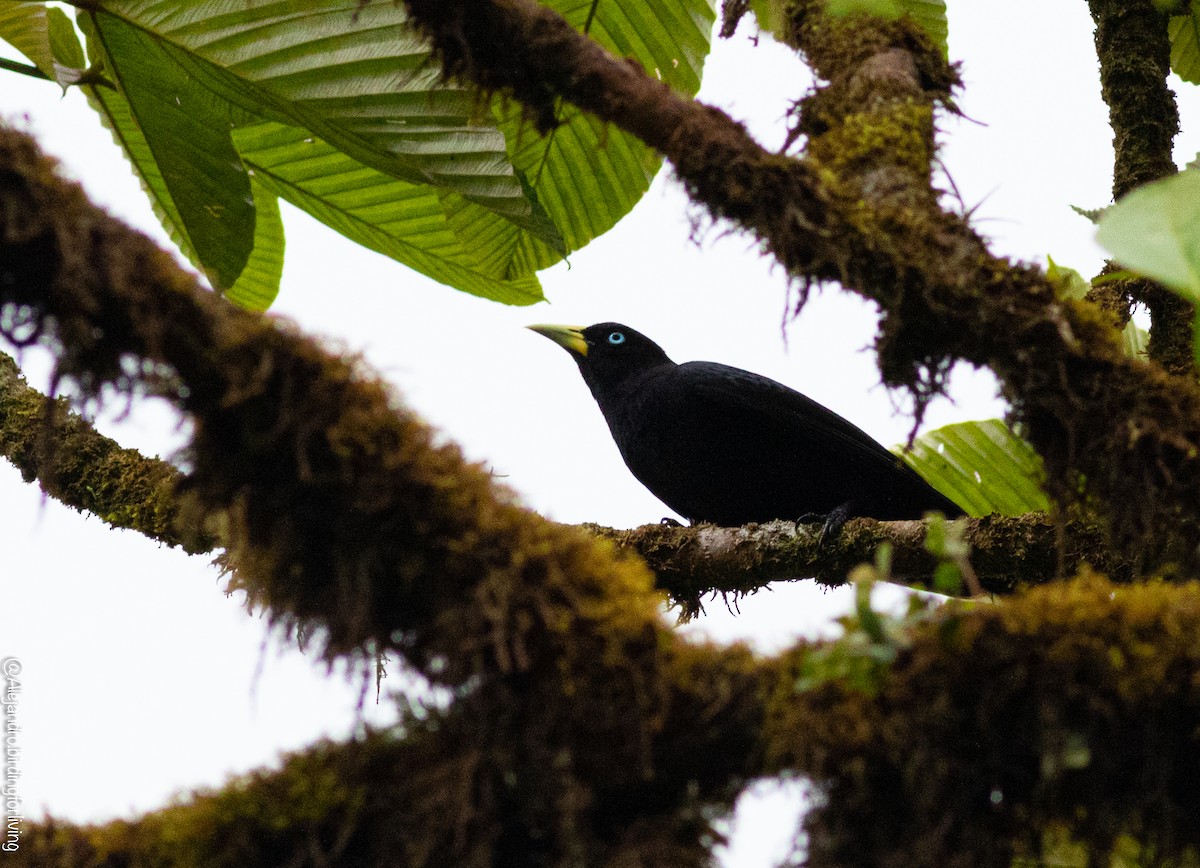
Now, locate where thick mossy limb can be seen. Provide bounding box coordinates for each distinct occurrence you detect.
[766,574,1200,867]
[0,121,766,864]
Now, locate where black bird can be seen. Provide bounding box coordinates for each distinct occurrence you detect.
[528,322,964,532]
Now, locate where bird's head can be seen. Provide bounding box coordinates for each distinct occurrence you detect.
[527,322,673,396]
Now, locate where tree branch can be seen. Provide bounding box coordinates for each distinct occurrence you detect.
[589,514,1126,615]
[0,351,213,552]
[1087,0,1191,375]
[399,0,1200,561]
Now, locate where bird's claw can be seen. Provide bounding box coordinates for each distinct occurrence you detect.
[660,517,683,527]
[817,503,853,547]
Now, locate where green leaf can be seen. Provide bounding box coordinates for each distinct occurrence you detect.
[1046,256,1148,358]
[1095,170,1200,302]
[901,420,1050,517]
[749,0,787,37]
[1070,203,1107,224]
[79,11,282,304]
[86,10,256,290]
[88,0,561,247]
[70,0,714,307]
[1169,2,1200,84]
[234,121,543,306]
[897,0,949,55]
[224,177,285,311]
[0,0,54,75]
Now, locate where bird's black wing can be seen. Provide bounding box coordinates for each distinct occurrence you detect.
[675,362,900,452]
[644,362,960,522]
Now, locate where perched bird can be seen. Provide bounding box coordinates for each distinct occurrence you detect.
[528,322,963,532]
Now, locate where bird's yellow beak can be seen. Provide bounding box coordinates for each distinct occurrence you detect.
[527,324,588,357]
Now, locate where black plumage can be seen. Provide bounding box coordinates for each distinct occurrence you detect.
[529,322,964,529]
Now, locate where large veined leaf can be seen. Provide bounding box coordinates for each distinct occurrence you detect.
[1170,2,1200,84]
[13,2,715,307]
[901,420,1050,518]
[80,14,284,308]
[234,121,543,305]
[79,2,537,304]
[83,0,560,245]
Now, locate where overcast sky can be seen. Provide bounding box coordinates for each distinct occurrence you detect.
[2,3,1196,865]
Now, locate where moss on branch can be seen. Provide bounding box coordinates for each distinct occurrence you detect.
[1087,0,1193,376]
[0,351,211,552]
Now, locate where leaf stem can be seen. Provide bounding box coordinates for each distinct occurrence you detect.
[0,58,50,81]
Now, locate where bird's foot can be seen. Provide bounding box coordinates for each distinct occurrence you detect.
[817,503,854,547]
[660,517,684,527]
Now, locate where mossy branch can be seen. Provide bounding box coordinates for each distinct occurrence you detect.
[0,348,1102,608]
[589,514,1127,615]
[12,575,1200,867]
[399,0,1200,563]
[0,351,213,552]
[1087,0,1192,376]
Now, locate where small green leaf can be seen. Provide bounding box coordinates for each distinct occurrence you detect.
[749,0,787,36]
[1046,256,1091,300]
[901,420,1050,517]
[1046,256,1148,359]
[46,7,83,68]
[1096,170,1200,303]
[932,562,963,596]
[1169,2,1200,84]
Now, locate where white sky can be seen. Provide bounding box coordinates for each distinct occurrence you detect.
[2,3,1196,865]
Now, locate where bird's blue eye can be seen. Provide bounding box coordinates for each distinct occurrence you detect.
[607,331,626,345]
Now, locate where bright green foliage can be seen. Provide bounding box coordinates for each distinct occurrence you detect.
[794,551,950,698]
[1097,170,1200,300]
[234,121,542,306]
[1170,2,1200,84]
[0,0,715,307]
[1046,256,1148,360]
[901,419,1051,517]
[90,12,258,291]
